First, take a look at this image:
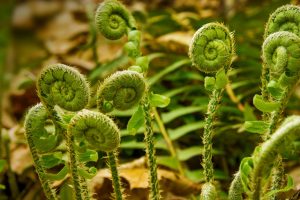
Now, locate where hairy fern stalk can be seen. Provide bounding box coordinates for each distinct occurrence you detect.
[189,22,235,199]
[229,4,300,200]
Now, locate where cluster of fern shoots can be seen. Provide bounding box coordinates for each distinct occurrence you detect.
[24,1,300,200]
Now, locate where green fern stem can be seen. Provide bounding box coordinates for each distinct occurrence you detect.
[203,88,223,183]
[27,135,58,200]
[263,87,289,140]
[66,130,85,200]
[260,63,270,121]
[79,175,90,200]
[228,172,243,200]
[142,93,160,200]
[200,182,217,200]
[251,116,300,199]
[108,151,124,200]
[44,105,66,141]
[265,88,290,200]
[269,156,285,200]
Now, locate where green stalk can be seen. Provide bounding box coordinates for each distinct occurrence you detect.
[270,156,285,200]
[265,88,290,200]
[228,172,243,200]
[26,131,58,200]
[66,132,84,200]
[202,88,223,183]
[142,93,160,200]
[260,64,270,122]
[107,151,123,200]
[45,106,89,199]
[79,176,90,200]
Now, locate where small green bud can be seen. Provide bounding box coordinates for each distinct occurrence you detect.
[204,76,215,91]
[215,68,228,89]
[136,56,149,72]
[128,30,141,45]
[128,65,143,73]
[124,41,140,58]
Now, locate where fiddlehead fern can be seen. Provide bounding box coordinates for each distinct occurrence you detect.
[250,116,300,199]
[261,30,300,138]
[261,30,300,199]
[24,103,59,153]
[97,70,146,113]
[95,0,142,58]
[95,2,161,198]
[263,31,300,80]
[189,23,234,196]
[33,64,91,200]
[95,0,136,40]
[68,110,120,151]
[67,110,121,200]
[24,104,58,200]
[189,22,234,73]
[264,5,300,38]
[261,5,300,117]
[37,63,90,112]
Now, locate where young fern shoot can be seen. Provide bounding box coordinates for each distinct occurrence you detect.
[261,5,300,104]
[262,31,300,138]
[24,104,59,200]
[230,5,300,200]
[261,30,300,199]
[37,64,91,200]
[189,22,235,199]
[67,110,121,200]
[24,63,91,199]
[95,1,163,199]
[97,70,146,113]
[97,70,146,199]
[230,8,300,200]
[37,64,90,134]
[261,5,300,139]
[95,0,136,40]
[263,6,300,199]
[251,116,300,199]
[95,0,140,59]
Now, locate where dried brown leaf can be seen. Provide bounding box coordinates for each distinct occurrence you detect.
[154,31,193,54]
[10,144,33,175]
[90,157,201,199]
[12,3,34,29]
[28,1,62,18]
